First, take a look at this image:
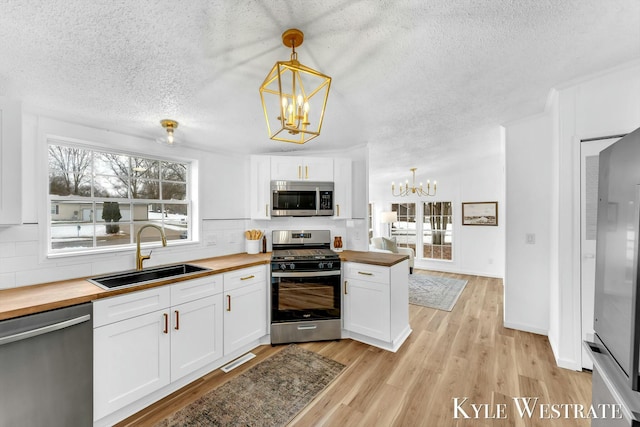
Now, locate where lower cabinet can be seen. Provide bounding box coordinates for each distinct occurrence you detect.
[223,265,268,356]
[170,294,223,381]
[343,261,411,352]
[93,275,223,422]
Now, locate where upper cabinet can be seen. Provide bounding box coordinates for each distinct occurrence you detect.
[250,155,271,220]
[0,97,22,225]
[333,157,352,219]
[270,156,334,181]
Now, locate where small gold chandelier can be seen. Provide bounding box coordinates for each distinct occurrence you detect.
[392,168,437,197]
[259,29,331,144]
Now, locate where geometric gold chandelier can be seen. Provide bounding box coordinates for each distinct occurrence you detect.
[391,168,437,197]
[259,28,331,144]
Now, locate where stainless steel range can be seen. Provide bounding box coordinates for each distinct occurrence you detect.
[270,230,342,344]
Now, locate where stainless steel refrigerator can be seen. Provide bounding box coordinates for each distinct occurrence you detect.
[585,126,640,426]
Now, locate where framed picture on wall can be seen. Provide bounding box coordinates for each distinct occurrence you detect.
[462,201,498,226]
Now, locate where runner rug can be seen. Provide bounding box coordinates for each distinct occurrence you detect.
[408,274,468,311]
[155,344,345,426]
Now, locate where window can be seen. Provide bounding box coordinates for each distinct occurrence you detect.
[423,202,453,260]
[48,142,191,254]
[391,203,416,252]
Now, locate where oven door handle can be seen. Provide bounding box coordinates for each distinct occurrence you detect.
[272,270,341,278]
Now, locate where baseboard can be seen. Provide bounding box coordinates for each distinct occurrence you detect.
[503,321,548,336]
[412,263,503,279]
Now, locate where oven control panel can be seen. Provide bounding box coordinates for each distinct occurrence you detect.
[271,260,340,272]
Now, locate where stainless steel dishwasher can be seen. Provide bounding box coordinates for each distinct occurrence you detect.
[0,302,93,427]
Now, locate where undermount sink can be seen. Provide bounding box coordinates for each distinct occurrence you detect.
[88,263,211,290]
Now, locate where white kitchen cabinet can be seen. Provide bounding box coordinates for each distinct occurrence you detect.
[169,276,223,381]
[0,97,22,225]
[93,275,223,421]
[333,157,352,219]
[93,287,171,421]
[170,294,223,380]
[223,265,268,355]
[250,155,271,219]
[343,261,411,352]
[270,155,334,181]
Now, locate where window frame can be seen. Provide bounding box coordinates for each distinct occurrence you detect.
[46,138,194,257]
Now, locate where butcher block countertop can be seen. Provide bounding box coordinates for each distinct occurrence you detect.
[0,250,404,321]
[0,253,271,321]
[339,250,409,267]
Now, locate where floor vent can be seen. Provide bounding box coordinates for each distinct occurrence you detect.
[220,352,256,373]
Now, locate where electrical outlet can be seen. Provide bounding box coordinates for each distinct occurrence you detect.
[526,233,536,244]
[206,233,217,246]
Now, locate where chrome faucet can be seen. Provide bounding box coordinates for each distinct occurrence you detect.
[136,224,167,270]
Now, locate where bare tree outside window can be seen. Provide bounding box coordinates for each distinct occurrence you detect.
[48,145,92,196]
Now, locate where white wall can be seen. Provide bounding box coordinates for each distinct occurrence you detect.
[369,126,505,278]
[504,112,553,335]
[504,59,640,369]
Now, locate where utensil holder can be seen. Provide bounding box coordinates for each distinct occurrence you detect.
[246,239,260,254]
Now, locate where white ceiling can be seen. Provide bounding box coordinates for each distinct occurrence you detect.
[1,1,639,187]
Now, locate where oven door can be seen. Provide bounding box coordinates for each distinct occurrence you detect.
[271,270,341,322]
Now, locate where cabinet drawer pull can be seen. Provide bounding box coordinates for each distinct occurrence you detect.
[344,280,348,295]
[174,310,180,330]
[358,271,374,276]
[227,295,231,311]
[240,275,255,281]
[163,313,169,334]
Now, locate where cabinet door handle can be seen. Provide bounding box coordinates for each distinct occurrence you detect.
[305,165,309,179]
[240,275,255,281]
[163,313,169,334]
[344,280,348,295]
[266,204,269,217]
[358,271,373,276]
[174,310,180,330]
[298,165,302,179]
[227,295,231,311]
[336,204,340,217]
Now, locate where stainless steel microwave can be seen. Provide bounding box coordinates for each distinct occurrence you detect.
[271,181,334,217]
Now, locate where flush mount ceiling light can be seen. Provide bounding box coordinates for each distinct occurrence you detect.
[392,168,437,197]
[259,28,331,144]
[156,119,180,146]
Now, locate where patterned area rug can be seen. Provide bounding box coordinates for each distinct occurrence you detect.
[154,344,345,427]
[408,274,468,311]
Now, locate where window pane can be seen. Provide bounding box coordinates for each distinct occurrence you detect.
[97,223,131,247]
[51,223,94,250]
[162,182,186,200]
[51,201,93,222]
[48,145,93,196]
[163,203,188,241]
[132,203,152,221]
[132,179,160,199]
[131,158,159,180]
[94,152,129,176]
[94,175,129,198]
[391,203,416,251]
[423,201,454,261]
[162,161,187,182]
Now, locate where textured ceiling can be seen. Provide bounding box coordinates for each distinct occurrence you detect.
[0,0,639,186]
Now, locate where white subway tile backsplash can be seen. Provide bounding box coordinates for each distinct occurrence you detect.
[0,273,16,290]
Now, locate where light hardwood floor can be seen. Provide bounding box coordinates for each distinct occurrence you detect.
[117,270,592,427]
